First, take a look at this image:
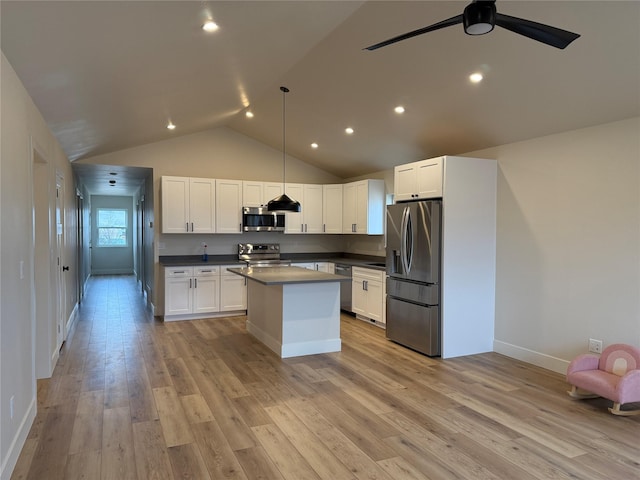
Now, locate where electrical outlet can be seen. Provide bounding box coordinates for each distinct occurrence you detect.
[588,338,603,354]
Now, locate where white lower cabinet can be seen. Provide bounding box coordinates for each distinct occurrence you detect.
[292,262,334,273]
[352,267,385,326]
[220,265,247,311]
[164,264,246,320]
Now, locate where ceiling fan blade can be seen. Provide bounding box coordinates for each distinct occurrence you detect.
[364,14,463,51]
[495,13,580,49]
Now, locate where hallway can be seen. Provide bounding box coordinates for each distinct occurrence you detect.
[11,276,640,479]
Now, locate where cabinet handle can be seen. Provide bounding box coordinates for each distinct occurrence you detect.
[186,222,189,232]
[191,222,194,231]
[194,278,198,288]
[201,270,211,273]
[189,278,192,288]
[301,224,304,233]
[174,270,185,274]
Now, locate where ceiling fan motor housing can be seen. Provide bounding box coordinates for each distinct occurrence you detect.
[464,2,496,35]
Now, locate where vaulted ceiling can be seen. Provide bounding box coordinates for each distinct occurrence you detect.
[2,1,639,186]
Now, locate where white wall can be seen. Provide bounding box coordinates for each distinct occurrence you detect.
[466,117,640,372]
[0,53,76,480]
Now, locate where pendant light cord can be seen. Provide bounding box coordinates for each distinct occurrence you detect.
[280,86,289,187]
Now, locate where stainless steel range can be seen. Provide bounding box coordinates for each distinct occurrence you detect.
[238,243,292,267]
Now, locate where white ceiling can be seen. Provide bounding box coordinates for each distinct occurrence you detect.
[2,1,639,188]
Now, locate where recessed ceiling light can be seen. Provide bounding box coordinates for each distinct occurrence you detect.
[202,20,219,32]
[167,122,176,130]
[394,106,405,114]
[311,143,319,149]
[245,110,254,118]
[469,72,483,83]
[345,127,354,135]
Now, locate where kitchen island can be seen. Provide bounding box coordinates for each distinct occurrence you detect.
[228,266,349,358]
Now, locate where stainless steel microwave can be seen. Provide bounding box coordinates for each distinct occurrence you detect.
[242,207,285,232]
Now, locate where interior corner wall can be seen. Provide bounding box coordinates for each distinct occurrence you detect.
[466,117,640,373]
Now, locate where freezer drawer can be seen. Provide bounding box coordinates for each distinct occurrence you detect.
[386,296,440,356]
[387,277,439,305]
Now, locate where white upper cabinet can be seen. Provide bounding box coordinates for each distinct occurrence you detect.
[342,179,385,235]
[161,176,215,233]
[394,156,443,201]
[215,179,243,233]
[242,181,284,207]
[284,183,323,234]
[322,184,343,233]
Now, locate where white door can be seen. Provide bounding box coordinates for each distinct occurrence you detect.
[323,184,343,233]
[55,174,66,346]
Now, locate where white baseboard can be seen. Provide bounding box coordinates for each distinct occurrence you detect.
[0,396,36,480]
[493,340,570,375]
[65,302,78,338]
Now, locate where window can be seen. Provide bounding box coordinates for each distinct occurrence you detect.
[97,208,128,247]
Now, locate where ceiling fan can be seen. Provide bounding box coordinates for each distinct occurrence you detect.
[365,0,580,51]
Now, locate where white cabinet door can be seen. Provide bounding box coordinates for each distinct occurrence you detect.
[161,176,190,233]
[284,183,305,233]
[365,279,384,323]
[352,267,384,322]
[216,179,243,233]
[242,181,264,208]
[355,181,370,234]
[342,182,357,233]
[416,157,444,199]
[165,267,194,315]
[394,163,418,202]
[193,275,219,313]
[292,262,315,270]
[343,180,385,235]
[220,275,247,311]
[323,184,343,233]
[303,184,323,233]
[189,178,216,233]
[394,157,444,202]
[263,182,284,204]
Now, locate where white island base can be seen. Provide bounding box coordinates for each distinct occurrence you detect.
[246,280,341,358]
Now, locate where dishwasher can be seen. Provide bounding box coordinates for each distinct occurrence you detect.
[334,263,353,313]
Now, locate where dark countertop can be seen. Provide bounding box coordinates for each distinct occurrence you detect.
[228,266,351,286]
[159,253,387,270]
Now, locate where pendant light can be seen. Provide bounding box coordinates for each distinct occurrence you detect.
[267,86,301,212]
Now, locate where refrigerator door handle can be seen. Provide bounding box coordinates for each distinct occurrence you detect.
[401,206,413,274]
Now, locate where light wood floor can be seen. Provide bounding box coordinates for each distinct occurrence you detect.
[12,275,639,480]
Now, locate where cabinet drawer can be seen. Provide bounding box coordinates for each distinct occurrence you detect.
[195,266,219,276]
[221,264,245,275]
[166,267,194,278]
[352,267,384,282]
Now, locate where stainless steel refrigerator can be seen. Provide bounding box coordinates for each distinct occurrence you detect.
[386,200,442,356]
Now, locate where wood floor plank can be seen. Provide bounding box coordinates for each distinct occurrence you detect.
[101,406,137,480]
[234,445,286,480]
[264,404,358,480]
[64,450,102,480]
[15,276,640,480]
[167,443,212,480]
[131,419,174,480]
[191,420,249,480]
[180,393,215,424]
[153,385,194,447]
[68,390,104,455]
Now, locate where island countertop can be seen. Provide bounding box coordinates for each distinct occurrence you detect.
[228,266,351,286]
